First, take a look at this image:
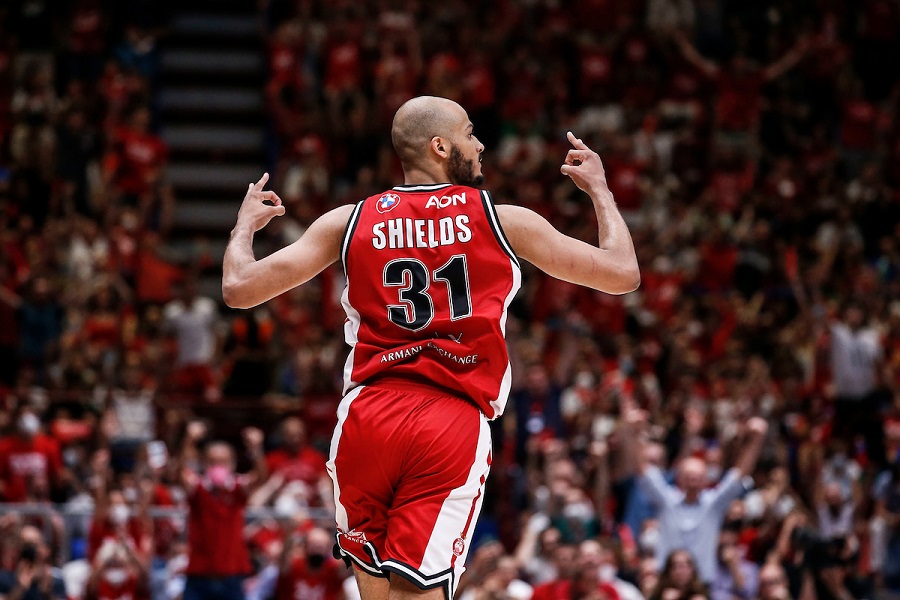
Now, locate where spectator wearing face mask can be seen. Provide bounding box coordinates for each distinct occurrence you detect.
[582,539,645,600]
[85,540,149,600]
[275,526,347,600]
[0,524,66,599]
[0,405,65,502]
[179,427,266,600]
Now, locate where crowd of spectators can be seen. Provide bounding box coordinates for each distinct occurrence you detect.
[2,0,900,599]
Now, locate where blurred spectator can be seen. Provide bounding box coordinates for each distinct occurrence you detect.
[827,302,885,465]
[629,412,768,583]
[274,526,345,600]
[179,426,266,600]
[16,277,63,376]
[0,406,65,502]
[84,538,148,600]
[581,539,644,600]
[261,417,329,511]
[102,105,166,204]
[754,562,791,600]
[163,278,220,402]
[102,365,156,474]
[710,527,758,600]
[0,523,66,599]
[648,550,709,600]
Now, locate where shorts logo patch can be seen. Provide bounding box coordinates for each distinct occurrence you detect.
[452,537,465,557]
[345,529,368,544]
[376,193,401,213]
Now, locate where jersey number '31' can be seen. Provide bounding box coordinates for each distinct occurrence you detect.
[383,254,472,331]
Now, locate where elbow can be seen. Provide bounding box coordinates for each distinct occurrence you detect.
[606,266,641,295]
[222,278,251,309]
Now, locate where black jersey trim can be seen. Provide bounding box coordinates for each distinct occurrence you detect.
[480,190,520,268]
[340,201,365,277]
[333,536,388,578]
[364,542,454,600]
[392,183,453,192]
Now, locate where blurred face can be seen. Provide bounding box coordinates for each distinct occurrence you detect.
[554,545,578,578]
[540,528,561,555]
[844,306,864,329]
[579,540,603,569]
[758,564,789,599]
[305,528,331,556]
[668,551,696,588]
[677,458,707,499]
[282,418,305,451]
[205,443,235,471]
[20,525,49,563]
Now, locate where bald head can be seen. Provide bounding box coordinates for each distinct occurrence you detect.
[391,96,467,167]
[677,456,707,500]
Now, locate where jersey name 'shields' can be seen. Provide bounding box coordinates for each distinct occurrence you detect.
[371,192,472,249]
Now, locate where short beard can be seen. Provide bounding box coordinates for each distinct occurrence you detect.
[448,146,484,187]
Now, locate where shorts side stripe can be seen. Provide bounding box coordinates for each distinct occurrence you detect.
[326,386,365,534]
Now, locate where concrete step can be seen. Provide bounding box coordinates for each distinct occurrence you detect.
[159,87,263,114]
[163,125,264,153]
[173,200,238,230]
[167,162,264,192]
[161,49,263,75]
[171,13,259,38]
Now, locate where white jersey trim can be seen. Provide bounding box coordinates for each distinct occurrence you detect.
[392,183,453,192]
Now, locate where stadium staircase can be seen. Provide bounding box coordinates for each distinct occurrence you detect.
[158,0,267,290]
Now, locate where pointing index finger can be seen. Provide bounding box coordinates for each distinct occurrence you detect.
[566,131,589,151]
[254,172,270,191]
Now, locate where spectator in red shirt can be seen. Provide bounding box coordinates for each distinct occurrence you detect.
[265,417,328,506]
[85,536,149,600]
[0,405,65,502]
[276,526,346,600]
[180,426,267,600]
[87,478,153,564]
[103,104,167,201]
[673,31,808,136]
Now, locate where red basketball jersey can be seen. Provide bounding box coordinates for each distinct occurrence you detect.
[341,183,521,419]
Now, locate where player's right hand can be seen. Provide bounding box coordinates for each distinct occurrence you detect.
[560,131,610,197]
[236,172,285,232]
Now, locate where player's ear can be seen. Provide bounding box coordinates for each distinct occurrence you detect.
[431,136,449,159]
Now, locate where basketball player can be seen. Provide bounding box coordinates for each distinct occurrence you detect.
[223,96,640,599]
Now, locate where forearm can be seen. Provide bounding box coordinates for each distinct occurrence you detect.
[590,188,639,273]
[222,224,259,307]
[735,434,766,477]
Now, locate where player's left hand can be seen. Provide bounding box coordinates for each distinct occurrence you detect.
[236,173,285,232]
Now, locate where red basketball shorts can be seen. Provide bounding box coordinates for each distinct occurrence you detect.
[326,381,492,598]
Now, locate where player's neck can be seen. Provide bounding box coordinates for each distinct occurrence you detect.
[402,165,450,186]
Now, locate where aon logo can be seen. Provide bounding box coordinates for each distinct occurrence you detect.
[425,193,467,209]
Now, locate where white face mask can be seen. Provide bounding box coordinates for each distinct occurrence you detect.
[18,413,40,436]
[598,564,617,583]
[110,504,130,525]
[104,568,129,586]
[639,527,660,554]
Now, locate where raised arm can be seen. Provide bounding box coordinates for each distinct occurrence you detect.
[222,172,353,309]
[672,30,719,77]
[497,132,640,295]
[734,417,769,478]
